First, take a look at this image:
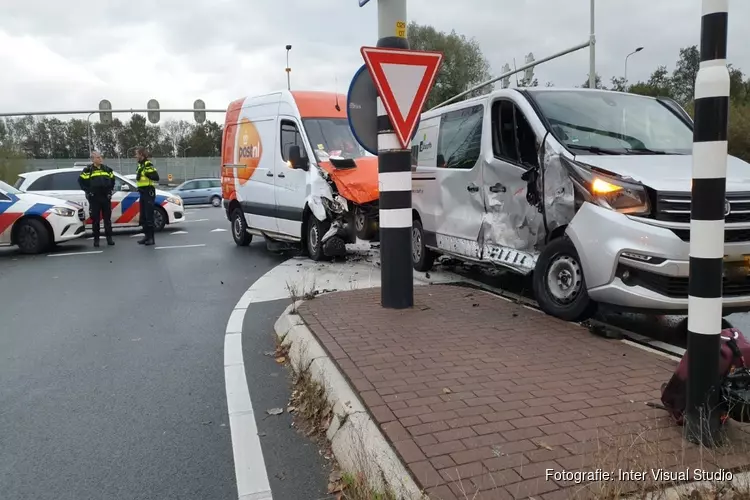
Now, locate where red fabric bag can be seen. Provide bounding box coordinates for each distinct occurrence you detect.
[660,328,750,425]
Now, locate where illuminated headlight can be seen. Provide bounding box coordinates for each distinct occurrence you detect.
[167,196,182,206]
[563,157,650,215]
[50,207,76,217]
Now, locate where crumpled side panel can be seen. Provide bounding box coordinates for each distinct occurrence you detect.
[480,184,544,252]
[319,157,379,205]
[540,143,575,236]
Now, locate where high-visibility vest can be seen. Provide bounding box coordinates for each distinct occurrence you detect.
[79,164,115,191]
[136,160,158,188]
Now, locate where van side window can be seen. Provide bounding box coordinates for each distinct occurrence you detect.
[437,105,483,169]
[280,120,303,161]
[492,100,538,169]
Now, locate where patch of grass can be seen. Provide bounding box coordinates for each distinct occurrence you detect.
[289,361,332,442]
[339,471,398,500]
[285,275,318,313]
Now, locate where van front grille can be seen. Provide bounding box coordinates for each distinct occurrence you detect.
[655,191,750,224]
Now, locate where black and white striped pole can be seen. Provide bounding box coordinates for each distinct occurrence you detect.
[685,0,731,447]
[376,0,413,309]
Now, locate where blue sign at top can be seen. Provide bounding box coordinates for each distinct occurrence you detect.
[359,0,370,6]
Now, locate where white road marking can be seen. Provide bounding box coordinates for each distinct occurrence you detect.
[154,244,206,250]
[131,233,145,238]
[171,231,189,235]
[48,250,103,257]
[225,296,273,499]
[183,218,210,223]
[211,228,228,233]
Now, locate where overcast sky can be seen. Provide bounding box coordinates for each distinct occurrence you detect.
[1,0,748,123]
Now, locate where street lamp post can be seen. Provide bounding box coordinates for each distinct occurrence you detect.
[625,46,644,84]
[286,45,292,90]
[589,0,596,89]
[180,146,192,182]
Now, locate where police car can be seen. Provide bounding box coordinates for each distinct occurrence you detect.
[14,167,185,232]
[0,179,86,254]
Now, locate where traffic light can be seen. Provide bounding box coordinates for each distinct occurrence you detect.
[98,99,113,124]
[147,99,160,124]
[194,99,206,124]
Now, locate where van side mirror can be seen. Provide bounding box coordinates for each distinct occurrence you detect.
[288,145,309,171]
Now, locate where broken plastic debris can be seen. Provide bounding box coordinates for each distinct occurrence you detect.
[266,408,284,416]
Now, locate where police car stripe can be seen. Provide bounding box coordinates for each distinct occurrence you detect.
[0,198,17,215]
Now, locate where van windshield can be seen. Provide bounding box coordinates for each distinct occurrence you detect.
[529,90,694,155]
[303,118,369,162]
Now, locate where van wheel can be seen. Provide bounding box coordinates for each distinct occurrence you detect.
[412,219,436,272]
[231,208,252,246]
[306,214,331,261]
[16,218,51,254]
[532,236,597,322]
[354,207,377,240]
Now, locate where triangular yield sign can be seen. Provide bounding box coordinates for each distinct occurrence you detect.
[360,46,443,149]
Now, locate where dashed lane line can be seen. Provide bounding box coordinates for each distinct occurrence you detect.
[154,244,206,250]
[211,228,228,233]
[47,250,103,257]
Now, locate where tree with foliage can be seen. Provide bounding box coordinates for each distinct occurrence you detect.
[407,22,493,109]
[580,73,606,89]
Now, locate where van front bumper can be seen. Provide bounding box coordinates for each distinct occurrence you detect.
[566,202,750,315]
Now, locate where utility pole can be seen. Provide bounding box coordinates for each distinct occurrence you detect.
[685,0,730,448]
[376,0,413,309]
[286,45,292,90]
[589,0,596,89]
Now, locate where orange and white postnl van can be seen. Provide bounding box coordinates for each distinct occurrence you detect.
[221,90,379,260]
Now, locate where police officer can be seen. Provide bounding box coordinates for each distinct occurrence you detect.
[135,147,160,246]
[78,151,115,247]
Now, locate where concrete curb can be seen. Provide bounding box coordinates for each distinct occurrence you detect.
[274,301,426,500]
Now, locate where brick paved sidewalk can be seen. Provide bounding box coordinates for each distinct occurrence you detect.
[297,285,750,500]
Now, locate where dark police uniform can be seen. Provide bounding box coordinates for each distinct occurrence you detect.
[78,163,115,247]
[135,158,160,245]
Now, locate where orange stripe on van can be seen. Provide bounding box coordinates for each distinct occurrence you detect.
[291,91,347,119]
[221,98,245,201]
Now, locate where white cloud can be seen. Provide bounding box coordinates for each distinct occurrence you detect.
[0,0,748,124]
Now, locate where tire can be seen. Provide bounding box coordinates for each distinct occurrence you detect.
[15,218,51,255]
[306,214,331,261]
[532,236,597,322]
[211,196,222,207]
[154,207,167,232]
[411,219,436,272]
[231,208,252,246]
[354,206,377,240]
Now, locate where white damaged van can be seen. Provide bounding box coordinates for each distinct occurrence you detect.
[410,88,750,321]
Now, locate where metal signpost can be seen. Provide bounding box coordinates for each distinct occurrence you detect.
[685,0,731,447]
[358,0,443,310]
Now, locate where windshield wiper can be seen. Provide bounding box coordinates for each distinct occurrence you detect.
[566,144,623,155]
[624,148,676,155]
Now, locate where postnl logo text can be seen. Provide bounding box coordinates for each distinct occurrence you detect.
[235,119,263,184]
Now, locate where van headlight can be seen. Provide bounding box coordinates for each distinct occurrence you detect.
[50,207,76,217]
[563,157,650,215]
[322,195,348,214]
[167,196,182,206]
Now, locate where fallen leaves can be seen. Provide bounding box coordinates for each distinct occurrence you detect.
[275,356,287,364]
[327,470,344,494]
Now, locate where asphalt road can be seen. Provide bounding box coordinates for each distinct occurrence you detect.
[0,206,328,500]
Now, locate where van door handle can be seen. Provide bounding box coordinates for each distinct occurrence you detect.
[489,183,506,193]
[467,183,479,193]
[266,171,274,177]
[277,173,285,178]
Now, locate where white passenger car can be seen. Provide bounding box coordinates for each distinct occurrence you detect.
[15,168,185,231]
[0,179,86,254]
[410,88,750,321]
